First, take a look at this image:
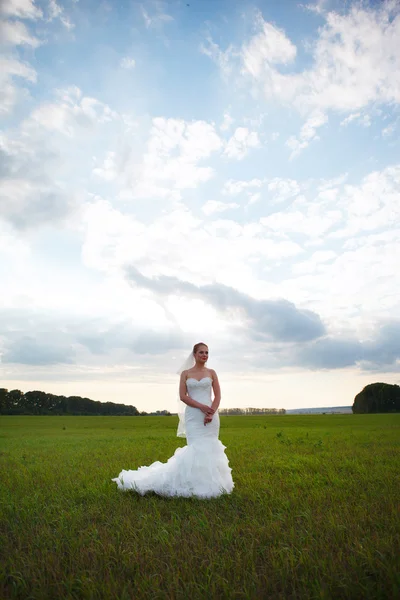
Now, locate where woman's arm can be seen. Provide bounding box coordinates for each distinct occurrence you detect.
[211,369,221,412]
[179,371,214,414]
[204,370,221,425]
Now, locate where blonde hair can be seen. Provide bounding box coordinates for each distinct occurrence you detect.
[193,342,208,356]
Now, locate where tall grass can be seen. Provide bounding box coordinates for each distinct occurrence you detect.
[1,414,399,599]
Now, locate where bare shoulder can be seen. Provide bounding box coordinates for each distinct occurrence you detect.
[209,368,219,379]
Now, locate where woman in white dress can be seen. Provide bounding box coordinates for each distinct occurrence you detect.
[112,342,234,498]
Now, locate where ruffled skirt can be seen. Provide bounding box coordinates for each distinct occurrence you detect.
[112,438,234,499]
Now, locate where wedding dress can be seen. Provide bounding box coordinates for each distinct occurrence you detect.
[112,377,234,498]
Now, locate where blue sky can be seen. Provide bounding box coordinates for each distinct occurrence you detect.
[1,0,399,411]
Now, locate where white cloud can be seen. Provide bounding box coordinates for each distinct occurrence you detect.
[292,250,337,275]
[0,221,30,262]
[28,86,117,136]
[241,13,297,78]
[221,176,304,206]
[224,127,260,159]
[340,112,371,127]
[141,3,173,28]
[286,111,328,158]
[93,151,118,181]
[267,178,301,202]
[258,164,400,326]
[292,4,400,113]
[120,56,136,69]
[283,232,400,330]
[340,112,361,126]
[0,0,42,19]
[0,56,37,115]
[220,112,234,132]
[0,18,41,47]
[301,0,329,16]
[329,164,400,238]
[382,122,396,137]
[0,125,77,230]
[60,15,74,30]
[129,117,222,200]
[47,0,74,29]
[317,173,348,191]
[222,178,264,195]
[0,83,119,230]
[81,199,302,297]
[202,200,240,216]
[223,176,301,204]
[260,165,400,260]
[261,205,342,239]
[0,1,41,116]
[48,0,62,20]
[93,117,223,202]
[200,36,235,79]
[206,4,400,152]
[311,6,396,113]
[248,192,261,206]
[0,178,73,229]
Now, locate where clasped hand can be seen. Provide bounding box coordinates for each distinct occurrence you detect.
[200,404,214,426]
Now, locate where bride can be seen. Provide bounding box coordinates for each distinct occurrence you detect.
[112,342,234,498]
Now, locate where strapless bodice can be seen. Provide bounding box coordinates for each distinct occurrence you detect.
[186,377,212,405]
[186,376,213,385]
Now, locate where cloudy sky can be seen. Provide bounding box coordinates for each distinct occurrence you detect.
[1,0,399,412]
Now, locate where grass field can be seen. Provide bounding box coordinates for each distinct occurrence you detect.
[1,414,399,599]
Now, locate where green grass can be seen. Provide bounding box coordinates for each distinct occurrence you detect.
[1,414,399,599]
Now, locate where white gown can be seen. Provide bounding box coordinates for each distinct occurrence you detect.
[112,377,234,498]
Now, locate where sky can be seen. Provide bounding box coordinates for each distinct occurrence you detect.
[1,0,400,412]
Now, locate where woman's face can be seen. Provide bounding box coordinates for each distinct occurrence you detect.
[195,345,209,364]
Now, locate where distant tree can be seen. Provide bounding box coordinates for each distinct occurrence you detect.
[0,388,9,413]
[6,389,24,414]
[352,382,400,414]
[24,391,53,415]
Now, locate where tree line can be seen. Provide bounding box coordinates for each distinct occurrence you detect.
[0,388,146,416]
[219,408,286,415]
[0,388,284,417]
[3,381,398,416]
